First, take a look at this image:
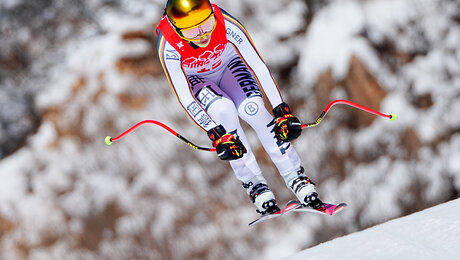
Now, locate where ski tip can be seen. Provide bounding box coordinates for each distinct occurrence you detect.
[332,203,347,215]
[105,136,113,146]
[389,113,397,121]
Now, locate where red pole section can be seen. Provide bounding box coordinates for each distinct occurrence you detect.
[302,99,396,129]
[324,100,392,119]
[110,120,178,142]
[105,120,216,152]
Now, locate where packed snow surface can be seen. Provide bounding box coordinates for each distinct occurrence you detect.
[286,198,460,260]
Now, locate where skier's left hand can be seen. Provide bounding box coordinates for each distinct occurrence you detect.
[273,102,302,142]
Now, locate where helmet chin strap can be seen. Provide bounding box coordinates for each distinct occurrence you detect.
[190,34,212,47]
[194,38,211,47]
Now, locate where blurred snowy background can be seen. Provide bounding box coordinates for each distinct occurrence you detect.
[1,0,459,259]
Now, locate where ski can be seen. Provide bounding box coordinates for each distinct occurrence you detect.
[295,202,347,216]
[248,200,301,226]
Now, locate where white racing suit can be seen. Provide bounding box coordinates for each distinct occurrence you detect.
[156,5,301,183]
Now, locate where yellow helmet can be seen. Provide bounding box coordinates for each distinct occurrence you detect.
[166,0,213,29]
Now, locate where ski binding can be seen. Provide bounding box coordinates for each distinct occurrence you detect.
[248,200,301,226]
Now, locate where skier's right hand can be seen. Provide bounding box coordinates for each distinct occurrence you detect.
[207,125,247,161]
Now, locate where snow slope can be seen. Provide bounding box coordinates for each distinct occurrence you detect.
[285,198,460,260]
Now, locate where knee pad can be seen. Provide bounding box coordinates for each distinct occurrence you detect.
[238,97,268,122]
[207,97,239,128]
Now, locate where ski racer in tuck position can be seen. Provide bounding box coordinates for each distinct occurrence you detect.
[156,0,322,216]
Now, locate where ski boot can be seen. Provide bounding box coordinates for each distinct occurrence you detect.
[283,167,323,209]
[243,175,280,215]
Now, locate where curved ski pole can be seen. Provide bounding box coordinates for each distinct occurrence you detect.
[105,120,216,152]
[301,99,397,129]
[105,100,396,151]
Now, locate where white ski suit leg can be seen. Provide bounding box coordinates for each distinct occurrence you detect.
[218,56,302,177]
[236,97,301,176]
[189,55,302,182]
[190,77,263,182]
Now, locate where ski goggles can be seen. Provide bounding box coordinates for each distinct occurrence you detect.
[177,13,217,42]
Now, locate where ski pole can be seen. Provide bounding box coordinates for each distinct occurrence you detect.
[105,100,396,151]
[105,120,216,152]
[301,99,397,128]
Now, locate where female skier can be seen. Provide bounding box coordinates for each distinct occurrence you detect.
[156,0,322,215]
